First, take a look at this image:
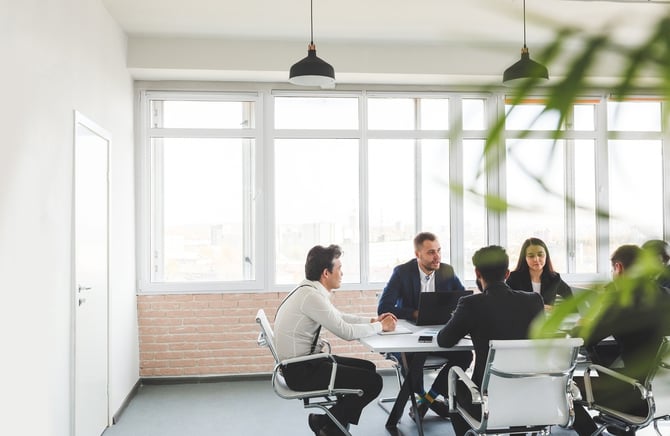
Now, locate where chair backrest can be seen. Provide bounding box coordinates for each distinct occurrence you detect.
[650,336,670,419]
[256,308,280,364]
[481,337,584,429]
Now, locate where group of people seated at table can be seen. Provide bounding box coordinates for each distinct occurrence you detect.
[273,232,670,436]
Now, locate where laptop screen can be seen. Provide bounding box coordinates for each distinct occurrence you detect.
[414,290,473,326]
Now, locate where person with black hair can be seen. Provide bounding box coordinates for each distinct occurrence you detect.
[642,239,670,289]
[436,245,544,436]
[506,237,572,308]
[571,244,670,436]
[274,244,397,436]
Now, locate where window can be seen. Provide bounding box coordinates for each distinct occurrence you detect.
[140,92,261,291]
[504,100,599,276]
[138,89,668,293]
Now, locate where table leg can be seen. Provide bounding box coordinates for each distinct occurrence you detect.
[385,352,426,436]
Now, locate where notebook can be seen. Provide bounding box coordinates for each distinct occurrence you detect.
[414,290,473,326]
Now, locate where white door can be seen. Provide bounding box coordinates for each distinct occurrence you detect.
[73,112,110,436]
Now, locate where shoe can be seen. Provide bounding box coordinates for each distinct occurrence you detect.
[318,422,347,436]
[408,402,429,419]
[308,414,327,435]
[428,399,451,419]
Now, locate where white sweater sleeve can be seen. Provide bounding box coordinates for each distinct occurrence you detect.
[301,291,382,340]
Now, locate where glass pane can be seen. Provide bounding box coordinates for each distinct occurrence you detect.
[274,97,358,129]
[156,100,255,129]
[463,99,486,131]
[153,137,254,282]
[463,140,488,280]
[420,98,449,130]
[573,104,595,131]
[368,139,416,283]
[506,139,567,273]
[368,98,415,130]
[574,140,597,273]
[608,101,661,132]
[609,140,663,254]
[421,140,451,260]
[505,103,562,131]
[274,139,360,284]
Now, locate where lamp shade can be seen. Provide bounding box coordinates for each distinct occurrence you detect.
[289,44,335,88]
[503,47,549,85]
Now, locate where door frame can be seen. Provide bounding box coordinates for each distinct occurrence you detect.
[71,110,112,435]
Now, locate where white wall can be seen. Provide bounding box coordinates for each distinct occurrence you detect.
[0,1,137,435]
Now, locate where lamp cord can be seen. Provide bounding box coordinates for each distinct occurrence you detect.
[310,0,314,45]
[522,0,527,49]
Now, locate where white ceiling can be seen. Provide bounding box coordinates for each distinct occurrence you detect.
[103,0,668,45]
[101,0,670,85]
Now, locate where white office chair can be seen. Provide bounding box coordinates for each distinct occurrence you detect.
[255,308,362,436]
[581,335,670,436]
[448,337,584,436]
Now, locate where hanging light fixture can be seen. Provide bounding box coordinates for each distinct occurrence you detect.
[289,0,335,88]
[503,0,549,85]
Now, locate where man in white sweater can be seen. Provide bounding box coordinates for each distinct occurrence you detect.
[275,244,397,436]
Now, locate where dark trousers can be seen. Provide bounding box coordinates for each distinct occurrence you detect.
[282,355,382,426]
[401,350,473,396]
[571,374,649,436]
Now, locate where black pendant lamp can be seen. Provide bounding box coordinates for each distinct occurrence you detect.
[289,0,335,88]
[503,0,549,85]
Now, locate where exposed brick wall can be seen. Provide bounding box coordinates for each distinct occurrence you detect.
[138,289,393,378]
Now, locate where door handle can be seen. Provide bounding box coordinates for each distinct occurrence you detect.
[78,285,92,293]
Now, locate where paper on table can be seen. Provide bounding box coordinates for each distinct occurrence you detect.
[378,324,413,335]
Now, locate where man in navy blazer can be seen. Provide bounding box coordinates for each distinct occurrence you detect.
[436,245,544,436]
[377,232,473,418]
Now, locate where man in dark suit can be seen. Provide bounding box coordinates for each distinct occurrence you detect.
[377,232,473,418]
[571,244,670,436]
[436,245,544,436]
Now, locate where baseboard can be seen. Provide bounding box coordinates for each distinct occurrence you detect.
[139,368,396,386]
[112,379,141,425]
[140,372,273,385]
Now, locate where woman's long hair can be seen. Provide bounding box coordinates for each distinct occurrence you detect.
[513,237,557,277]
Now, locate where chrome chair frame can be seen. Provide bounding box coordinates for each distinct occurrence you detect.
[581,335,670,436]
[255,308,362,436]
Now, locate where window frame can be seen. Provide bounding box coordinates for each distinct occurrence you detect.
[137,90,265,293]
[136,86,669,294]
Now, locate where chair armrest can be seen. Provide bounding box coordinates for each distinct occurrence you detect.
[280,352,332,366]
[583,364,649,405]
[276,354,363,398]
[448,366,482,410]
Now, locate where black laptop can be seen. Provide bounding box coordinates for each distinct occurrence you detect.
[414,290,473,326]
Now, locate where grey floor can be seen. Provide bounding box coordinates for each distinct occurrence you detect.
[103,374,669,436]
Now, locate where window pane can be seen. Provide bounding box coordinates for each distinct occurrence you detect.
[506,139,567,273]
[274,139,360,284]
[368,139,416,283]
[463,140,488,280]
[505,104,562,131]
[608,101,661,132]
[573,104,595,131]
[574,140,597,273]
[156,100,255,129]
[274,97,358,129]
[368,98,415,130]
[609,140,663,253]
[421,140,451,260]
[420,98,449,130]
[153,137,254,282]
[463,99,486,131]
